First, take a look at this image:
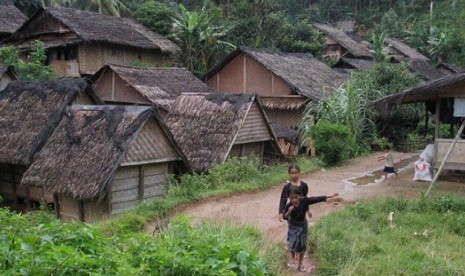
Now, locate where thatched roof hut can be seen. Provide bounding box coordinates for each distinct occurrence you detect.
[165,93,281,171]
[92,64,212,112]
[203,47,346,101]
[0,78,95,166]
[9,7,179,53]
[385,38,429,62]
[370,72,465,110]
[409,60,451,81]
[0,2,27,40]
[336,57,374,71]
[312,22,373,59]
[21,105,189,220]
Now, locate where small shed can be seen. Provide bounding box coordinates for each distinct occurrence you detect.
[370,73,465,172]
[0,1,27,41]
[165,93,282,172]
[92,64,212,117]
[0,78,96,208]
[312,22,373,60]
[385,38,430,62]
[7,7,180,77]
[202,47,346,155]
[21,105,189,221]
[0,65,18,91]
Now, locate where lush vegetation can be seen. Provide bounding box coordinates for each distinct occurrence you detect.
[311,195,465,275]
[0,156,324,274]
[0,40,55,80]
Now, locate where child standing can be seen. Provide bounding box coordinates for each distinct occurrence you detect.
[377,146,398,180]
[278,164,310,223]
[283,186,338,272]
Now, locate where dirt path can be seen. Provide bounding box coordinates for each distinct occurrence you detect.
[149,151,465,275]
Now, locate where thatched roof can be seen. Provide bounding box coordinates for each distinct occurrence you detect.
[0,3,27,37]
[340,57,374,70]
[165,93,279,171]
[271,123,299,143]
[12,7,179,53]
[369,72,465,111]
[93,64,212,110]
[203,47,347,101]
[0,78,92,165]
[385,38,429,61]
[21,105,154,200]
[312,23,373,59]
[259,95,307,110]
[409,60,450,81]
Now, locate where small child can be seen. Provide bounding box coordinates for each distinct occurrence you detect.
[283,185,338,272]
[278,164,311,223]
[377,146,398,180]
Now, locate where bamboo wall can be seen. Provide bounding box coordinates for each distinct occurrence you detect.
[235,103,272,144]
[264,108,304,128]
[206,53,292,96]
[434,139,465,171]
[93,70,152,104]
[78,43,166,76]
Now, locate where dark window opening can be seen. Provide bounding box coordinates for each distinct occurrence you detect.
[56,45,77,61]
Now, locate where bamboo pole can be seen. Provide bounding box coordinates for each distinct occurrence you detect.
[426,119,465,197]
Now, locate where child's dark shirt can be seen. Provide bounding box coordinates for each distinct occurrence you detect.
[278,181,309,214]
[284,196,327,222]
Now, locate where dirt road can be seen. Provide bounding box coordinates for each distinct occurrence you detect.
[159,151,465,275]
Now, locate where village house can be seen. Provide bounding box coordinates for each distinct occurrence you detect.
[91,64,212,117]
[21,105,189,221]
[312,22,373,61]
[370,73,465,174]
[0,0,27,41]
[202,46,346,155]
[6,7,180,77]
[0,65,18,90]
[0,78,97,209]
[165,93,281,172]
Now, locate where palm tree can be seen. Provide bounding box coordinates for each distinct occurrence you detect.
[67,0,131,16]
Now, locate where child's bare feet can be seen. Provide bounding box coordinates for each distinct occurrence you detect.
[298,265,307,272]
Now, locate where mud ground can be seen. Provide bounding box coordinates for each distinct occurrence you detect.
[151,151,465,275]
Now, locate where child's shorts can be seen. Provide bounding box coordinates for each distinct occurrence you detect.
[384,166,396,173]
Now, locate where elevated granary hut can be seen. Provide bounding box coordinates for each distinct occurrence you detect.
[202,47,346,155]
[92,64,212,116]
[7,7,180,77]
[0,65,18,90]
[312,22,373,60]
[165,93,281,172]
[0,1,27,41]
[0,78,96,208]
[21,105,189,221]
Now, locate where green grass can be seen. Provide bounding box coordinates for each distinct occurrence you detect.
[311,196,465,275]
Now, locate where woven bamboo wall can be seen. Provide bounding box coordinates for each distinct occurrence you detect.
[122,120,179,164]
[58,194,80,222]
[83,199,108,222]
[218,53,244,92]
[235,103,271,144]
[79,43,105,75]
[264,108,304,128]
[245,55,272,94]
[142,163,168,201]
[110,166,140,215]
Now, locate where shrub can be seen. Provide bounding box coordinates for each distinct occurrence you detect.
[310,122,353,165]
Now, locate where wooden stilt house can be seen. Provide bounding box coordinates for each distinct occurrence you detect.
[0,65,18,90]
[0,78,97,208]
[0,1,27,41]
[202,47,346,155]
[21,105,189,221]
[165,93,281,172]
[6,7,180,77]
[92,64,212,117]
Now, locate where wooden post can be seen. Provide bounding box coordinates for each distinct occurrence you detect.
[426,120,465,197]
[434,100,441,139]
[53,193,61,219]
[138,166,144,201]
[78,200,85,222]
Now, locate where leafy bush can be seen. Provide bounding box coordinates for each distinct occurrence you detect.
[125,216,269,275]
[310,122,353,165]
